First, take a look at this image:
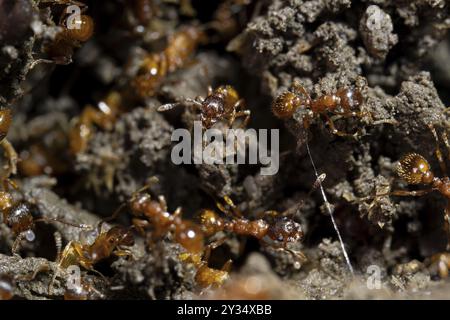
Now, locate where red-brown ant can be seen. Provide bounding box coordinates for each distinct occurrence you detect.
[132,26,205,99]
[272,82,366,137]
[198,196,306,262]
[158,85,251,129]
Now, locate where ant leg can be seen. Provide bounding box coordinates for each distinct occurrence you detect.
[173,206,183,219]
[114,249,133,260]
[429,124,447,174]
[1,139,18,178]
[216,196,242,218]
[359,188,434,204]
[207,86,213,96]
[54,232,62,262]
[323,114,358,138]
[445,206,450,251]
[132,218,150,235]
[389,189,434,197]
[234,109,251,128]
[203,237,227,262]
[158,195,168,212]
[11,232,27,256]
[15,263,51,283]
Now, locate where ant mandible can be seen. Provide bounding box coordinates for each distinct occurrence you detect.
[0,184,90,255]
[272,81,366,137]
[198,196,306,262]
[158,85,251,129]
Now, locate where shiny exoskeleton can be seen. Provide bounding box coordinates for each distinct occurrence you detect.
[132,26,205,98]
[0,275,14,300]
[57,226,134,271]
[43,1,94,64]
[199,197,306,261]
[158,85,251,129]
[272,82,365,137]
[69,91,123,154]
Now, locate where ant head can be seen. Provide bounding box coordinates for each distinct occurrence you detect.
[267,217,303,243]
[106,226,134,247]
[199,209,224,236]
[202,94,225,119]
[397,153,434,185]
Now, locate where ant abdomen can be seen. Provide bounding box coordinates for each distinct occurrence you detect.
[175,221,204,254]
[397,153,434,185]
[65,15,94,42]
[271,92,302,119]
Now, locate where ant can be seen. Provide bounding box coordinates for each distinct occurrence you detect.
[0,180,89,255]
[40,0,94,65]
[132,25,205,99]
[105,179,233,288]
[198,196,306,262]
[272,81,366,137]
[362,124,450,268]
[47,225,134,297]
[56,225,134,272]
[390,125,450,250]
[69,91,123,154]
[208,0,254,41]
[158,85,251,129]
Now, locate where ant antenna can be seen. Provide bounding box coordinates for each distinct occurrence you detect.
[304,136,354,275]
